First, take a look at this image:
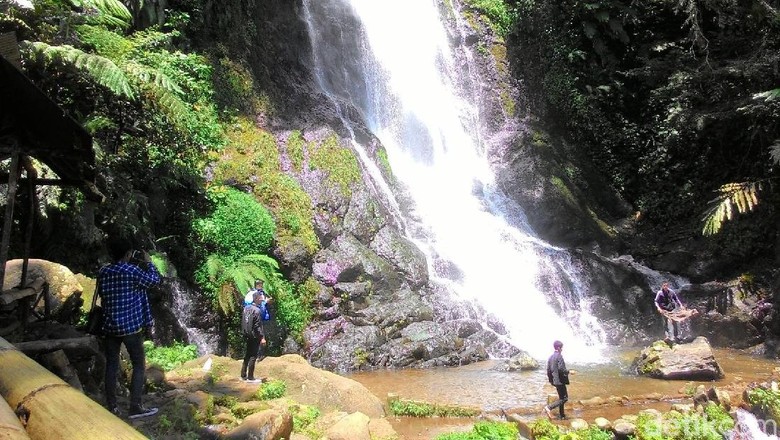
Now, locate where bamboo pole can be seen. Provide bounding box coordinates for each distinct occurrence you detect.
[0,391,29,440]
[0,337,147,440]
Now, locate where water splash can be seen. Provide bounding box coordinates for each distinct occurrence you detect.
[301,0,607,360]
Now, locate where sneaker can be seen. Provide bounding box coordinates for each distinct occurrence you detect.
[244,378,262,383]
[128,405,159,419]
[543,406,552,419]
[557,415,567,420]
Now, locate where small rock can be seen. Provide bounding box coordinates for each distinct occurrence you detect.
[594,417,611,430]
[569,418,588,430]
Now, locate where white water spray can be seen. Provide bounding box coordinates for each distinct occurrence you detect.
[302,0,606,360]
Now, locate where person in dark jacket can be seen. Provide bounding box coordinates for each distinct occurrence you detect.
[240,291,267,382]
[655,282,684,343]
[544,340,569,420]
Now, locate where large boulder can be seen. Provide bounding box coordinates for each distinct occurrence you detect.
[632,337,724,380]
[2,259,83,318]
[253,354,385,418]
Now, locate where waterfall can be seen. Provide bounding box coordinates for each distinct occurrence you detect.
[301,0,607,360]
[731,409,779,439]
[168,279,220,355]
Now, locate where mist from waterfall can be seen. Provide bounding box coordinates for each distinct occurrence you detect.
[302,0,607,360]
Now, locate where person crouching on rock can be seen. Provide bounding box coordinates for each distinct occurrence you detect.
[655,281,684,344]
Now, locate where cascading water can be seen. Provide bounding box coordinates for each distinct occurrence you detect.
[302,0,608,360]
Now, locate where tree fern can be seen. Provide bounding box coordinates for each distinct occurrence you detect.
[70,0,132,29]
[203,253,284,316]
[701,182,761,236]
[21,40,135,99]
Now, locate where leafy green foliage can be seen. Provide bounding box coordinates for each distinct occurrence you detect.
[701,182,762,235]
[192,186,277,315]
[463,0,516,36]
[747,386,780,421]
[194,186,275,258]
[291,404,321,436]
[435,421,518,440]
[510,0,780,242]
[254,379,287,400]
[530,418,561,440]
[144,340,198,371]
[389,399,478,418]
[22,41,134,98]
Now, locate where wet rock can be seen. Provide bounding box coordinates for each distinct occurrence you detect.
[594,417,611,430]
[325,412,371,440]
[223,407,293,440]
[369,226,429,288]
[670,403,694,414]
[580,396,607,407]
[632,337,724,380]
[570,418,588,430]
[495,350,539,371]
[613,420,636,439]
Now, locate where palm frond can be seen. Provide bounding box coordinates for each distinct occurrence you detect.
[21,40,135,99]
[72,0,132,29]
[770,140,780,165]
[123,60,191,125]
[753,88,780,102]
[701,181,761,236]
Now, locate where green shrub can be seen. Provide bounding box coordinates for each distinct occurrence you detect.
[435,421,518,440]
[389,399,478,418]
[747,387,780,422]
[193,185,275,259]
[530,418,561,440]
[144,340,198,371]
[291,404,321,436]
[255,379,287,400]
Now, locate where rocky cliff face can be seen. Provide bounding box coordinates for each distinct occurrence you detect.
[190,0,778,370]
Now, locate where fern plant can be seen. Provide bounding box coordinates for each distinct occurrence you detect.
[701,181,762,235]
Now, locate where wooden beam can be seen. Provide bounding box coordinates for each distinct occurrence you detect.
[0,151,20,290]
[0,336,145,440]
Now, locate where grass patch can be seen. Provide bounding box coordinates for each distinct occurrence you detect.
[255,379,287,400]
[435,421,517,440]
[389,398,479,418]
[144,340,198,371]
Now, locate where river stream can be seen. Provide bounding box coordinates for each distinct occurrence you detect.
[347,348,779,439]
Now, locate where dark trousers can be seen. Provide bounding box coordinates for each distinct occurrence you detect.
[240,335,263,379]
[104,331,145,409]
[548,384,568,417]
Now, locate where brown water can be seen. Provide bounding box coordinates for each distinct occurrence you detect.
[346,348,780,439]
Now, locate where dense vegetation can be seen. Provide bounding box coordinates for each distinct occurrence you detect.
[0,0,315,353]
[507,0,780,267]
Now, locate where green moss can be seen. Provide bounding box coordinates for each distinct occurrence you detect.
[254,173,319,255]
[499,89,516,118]
[215,118,319,258]
[287,130,306,172]
[309,135,361,197]
[531,131,549,148]
[550,176,578,207]
[376,147,393,178]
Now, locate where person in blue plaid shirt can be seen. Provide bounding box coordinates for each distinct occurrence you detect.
[98,237,161,419]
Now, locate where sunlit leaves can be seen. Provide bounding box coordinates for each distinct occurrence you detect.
[701,182,761,236]
[21,40,135,99]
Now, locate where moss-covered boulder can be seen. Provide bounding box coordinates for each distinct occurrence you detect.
[632,337,724,380]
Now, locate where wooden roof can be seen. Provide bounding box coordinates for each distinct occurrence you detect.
[0,42,102,201]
